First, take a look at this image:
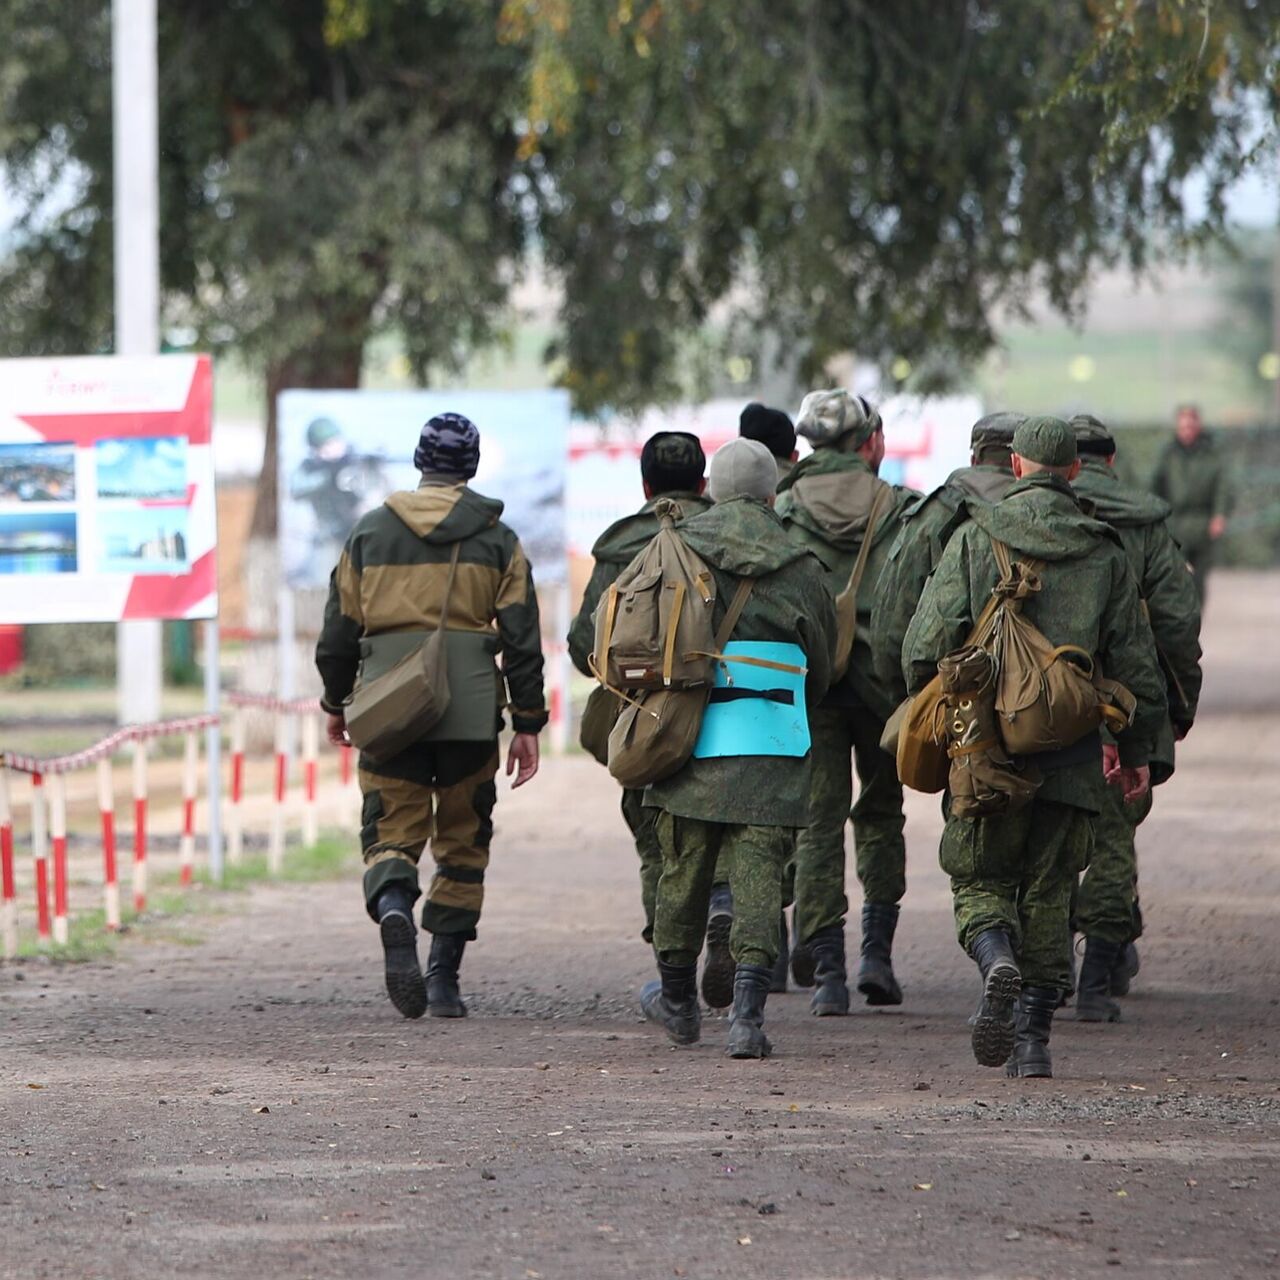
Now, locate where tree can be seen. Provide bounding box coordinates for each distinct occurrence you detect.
[510,0,1280,412]
[0,0,530,536]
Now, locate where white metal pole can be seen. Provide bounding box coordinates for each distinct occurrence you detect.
[113,0,164,727]
[204,621,224,882]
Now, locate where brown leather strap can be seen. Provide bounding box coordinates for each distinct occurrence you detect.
[714,578,755,650]
[844,482,893,604]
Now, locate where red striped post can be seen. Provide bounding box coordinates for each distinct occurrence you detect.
[179,730,198,886]
[97,757,120,931]
[302,712,320,848]
[49,773,69,946]
[1,768,16,959]
[31,772,51,947]
[268,713,288,875]
[228,708,245,866]
[131,739,148,914]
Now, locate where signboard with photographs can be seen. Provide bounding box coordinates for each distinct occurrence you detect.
[0,355,217,623]
[278,389,570,591]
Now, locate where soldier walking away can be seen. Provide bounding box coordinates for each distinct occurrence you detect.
[776,390,918,1016]
[315,414,547,1020]
[1150,404,1234,606]
[903,417,1165,1078]
[739,402,800,483]
[567,433,710,949]
[640,439,836,1058]
[872,413,1023,708]
[1070,415,1203,1022]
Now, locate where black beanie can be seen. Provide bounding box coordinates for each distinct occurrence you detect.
[739,402,796,461]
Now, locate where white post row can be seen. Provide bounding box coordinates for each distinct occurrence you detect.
[0,769,16,959]
[228,708,246,866]
[49,773,69,946]
[30,773,50,948]
[179,730,199,886]
[302,711,320,849]
[268,712,289,875]
[131,739,148,913]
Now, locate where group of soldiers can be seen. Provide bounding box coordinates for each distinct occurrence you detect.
[315,398,1216,1076]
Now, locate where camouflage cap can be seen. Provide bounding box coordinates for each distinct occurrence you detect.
[414,412,480,478]
[1069,413,1117,455]
[970,411,1024,450]
[795,389,882,449]
[1012,415,1076,468]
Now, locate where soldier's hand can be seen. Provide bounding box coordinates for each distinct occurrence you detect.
[1117,764,1150,805]
[1208,515,1227,540]
[506,732,540,788]
[1101,742,1121,784]
[326,713,349,747]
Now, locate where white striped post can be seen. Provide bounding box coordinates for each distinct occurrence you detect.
[268,712,288,875]
[228,708,246,866]
[302,712,319,849]
[179,729,198,886]
[131,739,148,913]
[97,756,121,931]
[31,772,51,948]
[49,773,69,946]
[1,768,16,959]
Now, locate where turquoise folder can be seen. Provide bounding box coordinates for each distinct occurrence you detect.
[691,641,809,759]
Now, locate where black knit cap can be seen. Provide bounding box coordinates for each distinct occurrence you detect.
[1070,413,1117,456]
[640,431,706,494]
[414,412,480,478]
[739,402,796,461]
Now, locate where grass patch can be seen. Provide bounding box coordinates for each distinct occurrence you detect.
[6,832,357,964]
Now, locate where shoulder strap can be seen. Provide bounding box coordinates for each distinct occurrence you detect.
[436,543,461,634]
[714,578,755,650]
[842,481,893,601]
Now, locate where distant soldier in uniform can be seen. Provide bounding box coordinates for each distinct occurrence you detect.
[775,391,919,1015]
[1070,414,1202,1021]
[1150,404,1233,605]
[316,414,547,1020]
[872,412,1023,707]
[640,439,836,1058]
[903,417,1165,1078]
[290,418,391,580]
[739,402,799,483]
[567,433,710,946]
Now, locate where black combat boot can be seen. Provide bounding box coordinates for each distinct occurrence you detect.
[770,912,789,994]
[808,924,850,1017]
[425,933,468,1019]
[700,883,735,1009]
[1075,936,1123,1022]
[640,960,701,1045]
[1006,986,1057,1078]
[969,929,1022,1067]
[1110,941,1140,997]
[376,885,427,1019]
[790,911,816,988]
[856,903,904,1007]
[726,964,773,1059]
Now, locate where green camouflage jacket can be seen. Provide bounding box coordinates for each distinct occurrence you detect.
[567,491,712,676]
[776,449,918,721]
[1073,457,1203,783]
[1150,433,1234,554]
[316,479,548,738]
[902,472,1166,812]
[644,497,837,827]
[871,464,1016,704]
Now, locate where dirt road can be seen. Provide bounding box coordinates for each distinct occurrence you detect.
[3,571,1278,1280]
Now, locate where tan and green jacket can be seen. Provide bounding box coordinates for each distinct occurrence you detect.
[316,479,547,739]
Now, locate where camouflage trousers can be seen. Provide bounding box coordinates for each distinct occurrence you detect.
[1075,784,1153,945]
[940,797,1093,990]
[620,787,662,943]
[358,740,499,939]
[791,704,907,945]
[652,812,794,969]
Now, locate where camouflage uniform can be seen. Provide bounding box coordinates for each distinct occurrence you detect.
[1070,421,1202,950]
[903,468,1167,990]
[644,497,836,970]
[316,477,548,938]
[1150,430,1233,605]
[568,484,712,940]
[776,446,917,940]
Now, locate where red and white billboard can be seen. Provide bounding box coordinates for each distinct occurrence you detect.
[0,355,216,623]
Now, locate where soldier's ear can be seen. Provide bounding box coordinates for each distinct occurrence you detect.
[1067,459,1082,482]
